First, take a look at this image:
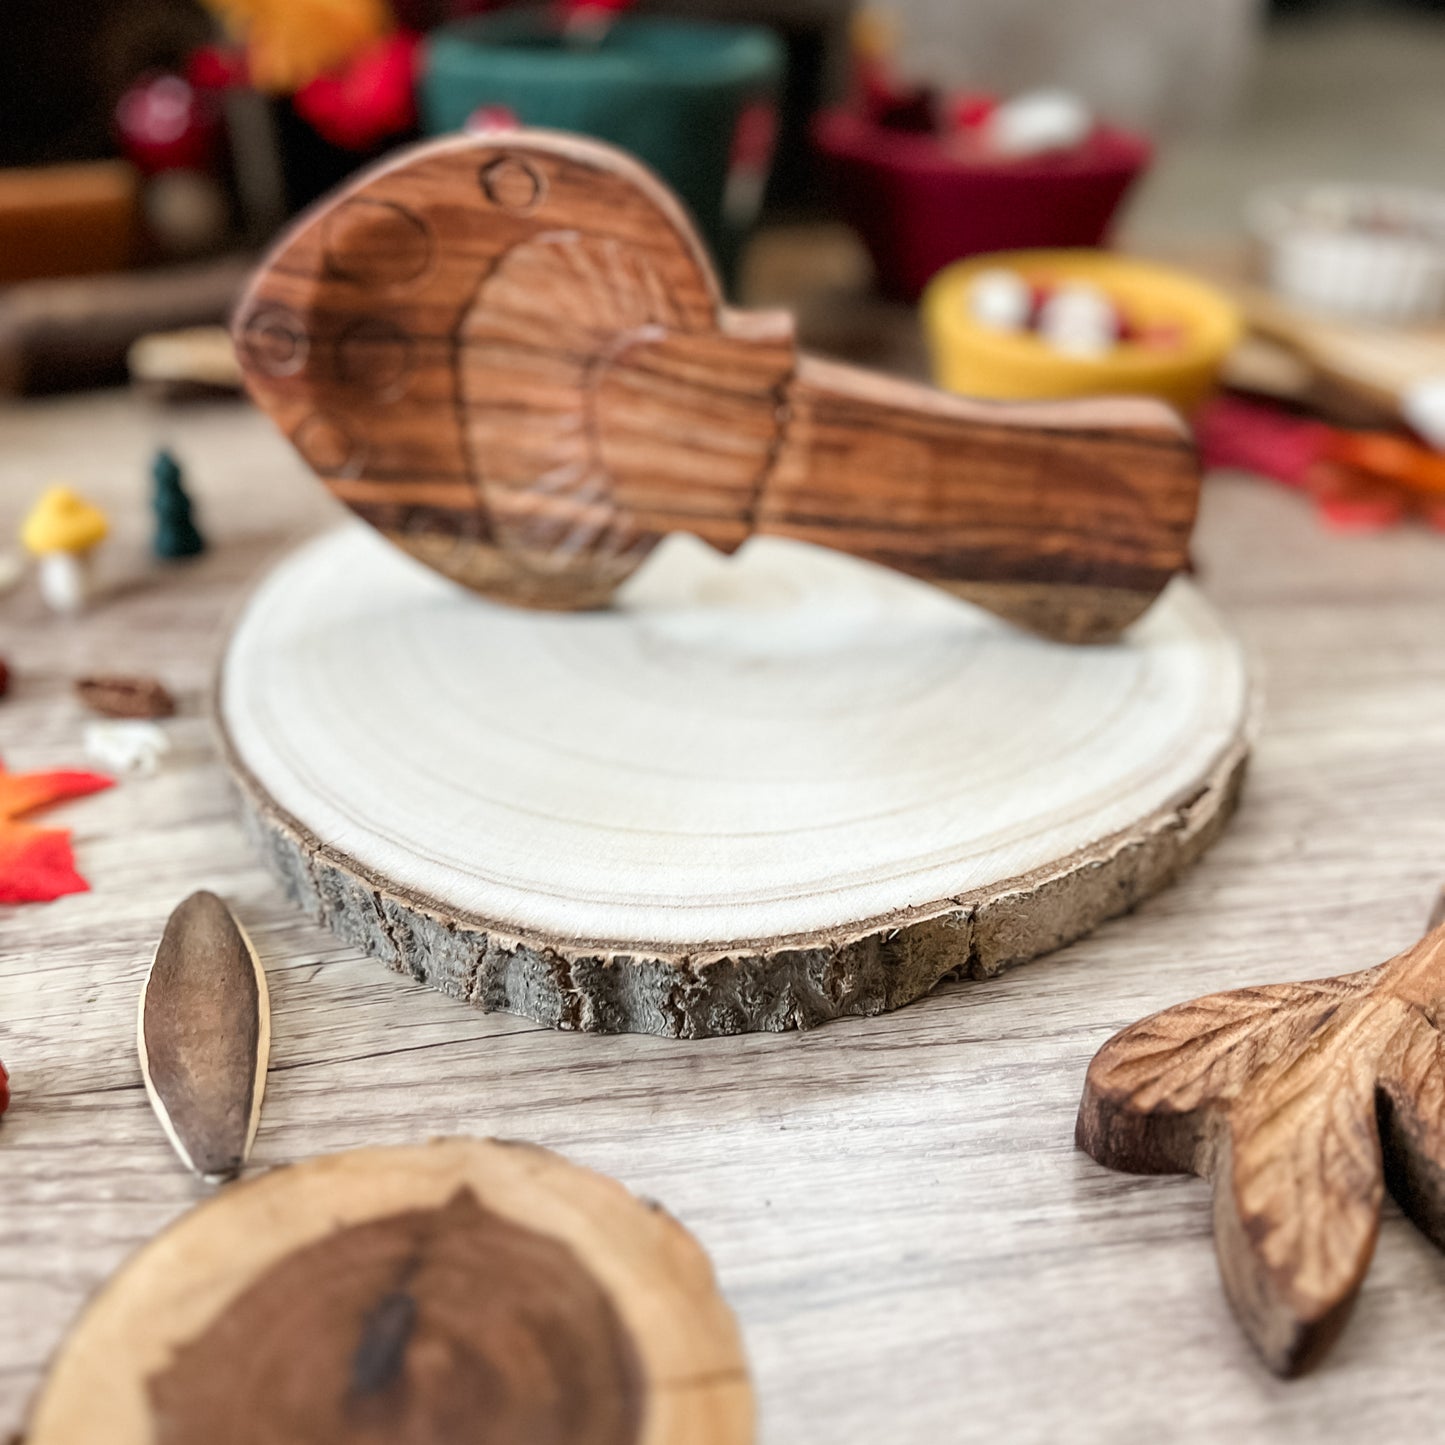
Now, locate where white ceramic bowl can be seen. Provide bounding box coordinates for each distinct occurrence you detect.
[1248,184,1445,324]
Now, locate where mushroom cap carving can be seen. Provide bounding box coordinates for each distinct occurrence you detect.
[21,486,109,557]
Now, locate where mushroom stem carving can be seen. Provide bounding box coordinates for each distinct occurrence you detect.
[1077,919,1445,1376]
[234,130,1200,644]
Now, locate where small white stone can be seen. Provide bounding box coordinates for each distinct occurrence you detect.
[84,721,172,777]
[968,269,1033,331]
[986,90,1093,158]
[1037,283,1118,357]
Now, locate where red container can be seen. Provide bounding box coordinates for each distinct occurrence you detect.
[813,109,1152,302]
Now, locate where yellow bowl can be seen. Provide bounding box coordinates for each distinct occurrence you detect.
[922,249,1242,412]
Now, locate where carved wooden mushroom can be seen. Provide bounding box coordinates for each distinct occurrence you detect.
[1077,918,1445,1376]
[233,130,1201,644]
[25,1139,750,1445]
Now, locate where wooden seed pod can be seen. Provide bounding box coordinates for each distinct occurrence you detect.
[138,890,269,1182]
[25,1139,750,1444]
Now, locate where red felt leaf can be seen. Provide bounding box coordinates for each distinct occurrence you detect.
[0,758,113,904]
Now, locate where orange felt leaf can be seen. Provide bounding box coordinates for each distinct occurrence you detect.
[0,758,113,904]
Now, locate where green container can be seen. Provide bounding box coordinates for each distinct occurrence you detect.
[420,10,784,285]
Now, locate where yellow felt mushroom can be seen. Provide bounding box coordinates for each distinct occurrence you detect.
[21,486,109,614]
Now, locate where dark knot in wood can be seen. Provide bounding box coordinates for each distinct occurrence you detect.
[147,1188,645,1444]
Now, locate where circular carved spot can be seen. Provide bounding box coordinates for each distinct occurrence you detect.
[321,199,433,288]
[146,1190,644,1445]
[335,318,415,398]
[238,307,308,378]
[480,156,546,215]
[293,414,366,478]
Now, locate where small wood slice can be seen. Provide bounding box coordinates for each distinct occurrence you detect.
[25,1139,749,1445]
[217,524,1251,1038]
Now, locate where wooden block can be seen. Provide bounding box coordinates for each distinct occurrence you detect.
[24,1139,751,1445]
[233,130,1202,645]
[0,256,252,396]
[0,161,138,285]
[1077,920,1445,1377]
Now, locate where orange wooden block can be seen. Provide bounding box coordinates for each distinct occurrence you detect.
[0,161,139,284]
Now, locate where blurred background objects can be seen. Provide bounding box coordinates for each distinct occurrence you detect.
[1,0,1443,521]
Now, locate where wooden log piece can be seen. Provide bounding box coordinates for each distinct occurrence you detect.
[0,255,252,396]
[24,1139,751,1445]
[1077,919,1445,1377]
[138,890,269,1182]
[218,523,1251,1038]
[233,129,1200,645]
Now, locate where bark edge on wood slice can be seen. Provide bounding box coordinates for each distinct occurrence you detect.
[1076,919,1445,1377]
[24,1138,751,1445]
[217,526,1251,1038]
[138,890,269,1182]
[232,129,1200,645]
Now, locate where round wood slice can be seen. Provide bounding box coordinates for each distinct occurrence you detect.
[218,524,1251,1037]
[26,1138,750,1445]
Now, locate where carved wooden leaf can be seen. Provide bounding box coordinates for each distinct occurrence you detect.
[1077,925,1445,1375]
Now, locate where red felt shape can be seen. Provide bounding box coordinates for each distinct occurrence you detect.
[293,32,420,152]
[0,760,113,905]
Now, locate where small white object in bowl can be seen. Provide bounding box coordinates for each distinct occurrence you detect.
[1248,184,1445,324]
[985,90,1093,158]
[1038,283,1118,357]
[968,268,1033,330]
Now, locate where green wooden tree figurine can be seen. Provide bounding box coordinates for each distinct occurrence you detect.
[151,450,205,560]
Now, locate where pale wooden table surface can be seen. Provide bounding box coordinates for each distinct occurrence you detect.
[3,384,1445,1444]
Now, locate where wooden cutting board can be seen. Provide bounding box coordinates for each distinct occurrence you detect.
[1230,285,1445,428]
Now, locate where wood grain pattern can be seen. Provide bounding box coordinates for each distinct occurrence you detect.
[8,315,1445,1445]
[138,890,269,1182]
[1077,920,1445,1376]
[233,130,1199,643]
[25,1140,750,1445]
[218,524,1249,1036]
